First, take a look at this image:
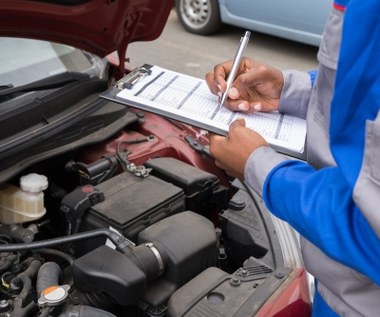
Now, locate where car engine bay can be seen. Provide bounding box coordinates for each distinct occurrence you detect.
[0,90,307,317]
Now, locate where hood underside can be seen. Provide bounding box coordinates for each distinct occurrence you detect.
[0,0,173,74]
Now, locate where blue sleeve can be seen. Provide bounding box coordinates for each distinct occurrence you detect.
[308,70,317,87]
[263,160,380,286]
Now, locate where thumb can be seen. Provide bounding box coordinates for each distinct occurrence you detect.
[229,118,246,129]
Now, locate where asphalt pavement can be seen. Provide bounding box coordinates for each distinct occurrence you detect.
[126,9,319,79]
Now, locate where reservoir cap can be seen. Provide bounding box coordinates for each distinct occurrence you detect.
[20,173,48,193]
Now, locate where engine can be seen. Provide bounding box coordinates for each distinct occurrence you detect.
[0,111,291,317]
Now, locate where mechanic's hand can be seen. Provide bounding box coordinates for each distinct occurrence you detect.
[205,57,284,113]
[209,118,268,180]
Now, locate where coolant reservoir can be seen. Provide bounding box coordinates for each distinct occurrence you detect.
[0,173,48,224]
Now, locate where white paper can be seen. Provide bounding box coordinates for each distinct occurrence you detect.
[116,66,306,154]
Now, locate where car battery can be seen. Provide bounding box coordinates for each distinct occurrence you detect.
[80,171,185,248]
[144,157,229,214]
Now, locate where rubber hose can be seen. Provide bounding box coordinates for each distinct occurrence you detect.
[36,262,62,297]
[12,259,42,302]
[0,229,128,252]
[34,248,75,266]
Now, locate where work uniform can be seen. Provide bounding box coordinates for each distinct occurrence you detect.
[245,0,380,315]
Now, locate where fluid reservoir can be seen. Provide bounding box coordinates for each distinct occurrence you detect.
[0,173,48,224]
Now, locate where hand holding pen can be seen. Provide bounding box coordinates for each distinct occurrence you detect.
[205,32,284,113]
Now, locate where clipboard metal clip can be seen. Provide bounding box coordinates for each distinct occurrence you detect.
[115,65,152,90]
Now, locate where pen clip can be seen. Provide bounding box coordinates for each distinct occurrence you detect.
[115,65,152,90]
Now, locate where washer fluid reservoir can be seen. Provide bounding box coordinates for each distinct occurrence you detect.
[0,173,48,224]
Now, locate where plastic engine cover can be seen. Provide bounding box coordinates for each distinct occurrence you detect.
[137,211,219,307]
[73,245,146,305]
[167,263,291,317]
[79,171,185,252]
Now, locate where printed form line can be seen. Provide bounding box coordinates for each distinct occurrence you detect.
[274,114,284,139]
[134,71,165,97]
[178,81,202,109]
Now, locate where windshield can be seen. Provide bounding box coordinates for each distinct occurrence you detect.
[0,38,107,88]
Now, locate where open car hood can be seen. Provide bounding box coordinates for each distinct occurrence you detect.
[0,0,173,75]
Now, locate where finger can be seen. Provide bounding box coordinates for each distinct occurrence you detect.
[225,99,251,112]
[208,133,226,149]
[205,71,220,95]
[229,118,246,130]
[223,62,252,100]
[213,159,224,169]
[214,161,234,178]
[213,61,233,92]
[228,100,263,113]
[208,133,227,158]
[228,86,240,100]
[250,102,263,112]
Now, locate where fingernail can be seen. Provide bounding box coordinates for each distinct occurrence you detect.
[253,103,262,111]
[238,103,248,111]
[217,91,223,97]
[229,87,239,98]
[217,84,222,91]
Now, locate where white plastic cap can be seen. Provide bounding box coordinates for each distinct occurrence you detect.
[20,173,48,193]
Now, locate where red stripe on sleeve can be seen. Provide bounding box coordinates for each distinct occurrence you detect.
[334,3,346,11]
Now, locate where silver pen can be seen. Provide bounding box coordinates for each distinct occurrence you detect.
[219,31,251,108]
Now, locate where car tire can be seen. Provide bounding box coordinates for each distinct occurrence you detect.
[175,0,221,35]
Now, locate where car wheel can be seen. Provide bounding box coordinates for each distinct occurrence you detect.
[175,0,221,35]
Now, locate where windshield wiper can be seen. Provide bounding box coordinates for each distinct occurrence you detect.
[0,72,91,100]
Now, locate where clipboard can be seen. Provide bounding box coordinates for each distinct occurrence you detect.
[100,64,307,158]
